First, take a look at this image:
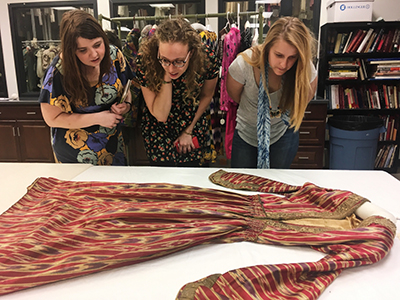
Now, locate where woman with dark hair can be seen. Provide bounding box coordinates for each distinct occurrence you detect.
[136,18,219,167]
[39,10,133,165]
[227,17,318,169]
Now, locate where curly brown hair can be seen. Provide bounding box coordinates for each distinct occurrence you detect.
[59,9,111,107]
[138,18,206,105]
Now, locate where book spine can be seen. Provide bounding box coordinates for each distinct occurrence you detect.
[369,28,385,52]
[345,29,363,53]
[357,28,374,53]
[377,33,387,52]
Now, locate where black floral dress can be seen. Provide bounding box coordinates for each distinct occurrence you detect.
[38,45,133,165]
[136,46,220,165]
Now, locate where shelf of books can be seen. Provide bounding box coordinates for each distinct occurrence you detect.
[318,21,400,173]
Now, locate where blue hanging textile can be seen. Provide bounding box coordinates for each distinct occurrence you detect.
[257,63,290,169]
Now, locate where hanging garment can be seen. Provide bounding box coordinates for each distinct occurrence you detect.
[198,29,219,164]
[0,170,395,297]
[36,45,59,87]
[122,28,142,127]
[220,26,241,159]
[239,26,253,53]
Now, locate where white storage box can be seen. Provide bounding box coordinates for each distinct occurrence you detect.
[327,0,374,23]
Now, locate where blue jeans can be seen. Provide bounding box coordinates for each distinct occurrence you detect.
[230,128,299,169]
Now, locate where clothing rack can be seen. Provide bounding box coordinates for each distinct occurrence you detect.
[98,6,265,45]
[22,40,61,46]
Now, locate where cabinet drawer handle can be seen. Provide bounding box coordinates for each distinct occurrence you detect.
[304,111,312,114]
[298,157,309,160]
[26,111,37,115]
[17,127,20,137]
[12,127,16,137]
[300,131,310,135]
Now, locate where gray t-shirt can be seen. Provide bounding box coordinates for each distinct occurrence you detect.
[228,49,317,147]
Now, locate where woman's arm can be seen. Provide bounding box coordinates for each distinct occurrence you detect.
[175,77,218,153]
[141,81,173,123]
[187,77,218,133]
[308,76,318,103]
[226,72,244,104]
[40,103,123,129]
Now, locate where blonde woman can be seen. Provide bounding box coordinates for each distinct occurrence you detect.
[227,17,318,169]
[136,18,219,167]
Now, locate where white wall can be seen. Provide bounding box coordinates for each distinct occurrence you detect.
[205,0,219,32]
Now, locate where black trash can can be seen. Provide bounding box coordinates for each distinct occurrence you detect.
[328,115,385,170]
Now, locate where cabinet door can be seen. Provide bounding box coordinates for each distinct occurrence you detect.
[291,145,324,169]
[0,120,20,162]
[127,126,149,166]
[17,120,54,162]
[298,120,326,145]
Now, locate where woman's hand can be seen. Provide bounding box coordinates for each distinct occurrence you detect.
[98,110,124,128]
[174,132,195,154]
[110,102,131,115]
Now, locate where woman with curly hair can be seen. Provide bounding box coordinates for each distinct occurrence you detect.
[39,10,133,165]
[226,17,318,169]
[136,18,219,167]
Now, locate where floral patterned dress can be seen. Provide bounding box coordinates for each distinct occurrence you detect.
[38,45,133,165]
[136,45,219,165]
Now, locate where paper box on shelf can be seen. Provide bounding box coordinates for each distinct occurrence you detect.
[326,0,374,22]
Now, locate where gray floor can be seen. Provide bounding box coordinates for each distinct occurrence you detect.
[391,166,400,181]
[392,172,400,181]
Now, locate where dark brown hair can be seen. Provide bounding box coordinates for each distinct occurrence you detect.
[59,9,111,107]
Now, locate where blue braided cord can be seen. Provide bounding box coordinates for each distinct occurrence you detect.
[257,66,271,169]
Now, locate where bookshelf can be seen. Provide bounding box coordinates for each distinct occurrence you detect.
[318,21,400,173]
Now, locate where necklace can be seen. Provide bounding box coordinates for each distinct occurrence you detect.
[265,84,282,118]
[269,105,281,118]
[266,70,283,118]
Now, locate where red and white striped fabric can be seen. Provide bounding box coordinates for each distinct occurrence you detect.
[0,170,395,298]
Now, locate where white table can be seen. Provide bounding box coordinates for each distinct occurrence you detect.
[1,164,399,300]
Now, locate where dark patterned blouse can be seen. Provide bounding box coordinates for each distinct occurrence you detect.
[38,45,133,165]
[136,45,219,165]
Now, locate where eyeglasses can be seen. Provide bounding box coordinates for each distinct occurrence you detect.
[158,51,191,68]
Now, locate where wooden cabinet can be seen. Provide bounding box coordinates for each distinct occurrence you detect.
[123,125,149,166]
[291,100,328,169]
[0,104,54,162]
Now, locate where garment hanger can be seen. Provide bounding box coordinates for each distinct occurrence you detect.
[191,22,207,32]
[223,12,231,31]
[191,14,207,32]
[205,16,213,32]
[228,12,237,28]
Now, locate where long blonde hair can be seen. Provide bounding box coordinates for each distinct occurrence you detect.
[242,17,317,130]
[138,18,206,105]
